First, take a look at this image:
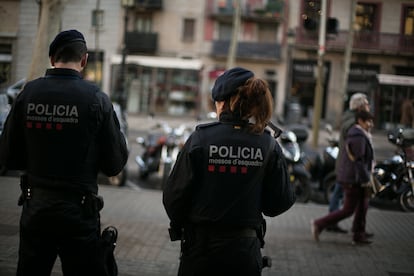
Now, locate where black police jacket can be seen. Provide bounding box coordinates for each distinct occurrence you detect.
[163,113,295,229]
[0,68,128,194]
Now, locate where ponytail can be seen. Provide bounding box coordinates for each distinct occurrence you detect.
[229,77,273,133]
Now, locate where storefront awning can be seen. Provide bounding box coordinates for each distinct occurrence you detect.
[111,55,203,70]
[347,81,370,93]
[377,74,414,86]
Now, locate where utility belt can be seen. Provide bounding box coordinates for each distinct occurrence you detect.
[18,174,104,217]
[169,221,272,268]
[192,225,257,239]
[169,220,266,245]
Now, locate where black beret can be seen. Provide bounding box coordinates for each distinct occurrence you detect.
[212,67,254,101]
[49,29,86,57]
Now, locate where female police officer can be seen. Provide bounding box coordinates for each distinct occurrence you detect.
[163,67,295,276]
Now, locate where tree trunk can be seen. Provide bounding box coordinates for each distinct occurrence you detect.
[27,0,65,81]
[226,0,241,69]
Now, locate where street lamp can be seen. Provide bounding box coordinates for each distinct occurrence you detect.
[117,0,134,111]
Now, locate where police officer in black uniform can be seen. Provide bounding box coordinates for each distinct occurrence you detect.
[163,67,295,276]
[0,29,128,276]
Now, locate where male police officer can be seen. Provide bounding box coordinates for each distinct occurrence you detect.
[0,29,128,275]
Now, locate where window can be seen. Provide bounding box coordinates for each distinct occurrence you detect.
[135,14,152,33]
[258,24,277,43]
[355,3,378,32]
[218,0,233,13]
[182,18,195,42]
[92,9,104,27]
[403,6,414,35]
[218,22,232,40]
[83,51,104,88]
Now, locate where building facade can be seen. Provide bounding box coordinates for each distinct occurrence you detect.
[0,0,124,99]
[116,0,287,117]
[288,0,414,128]
[1,0,414,128]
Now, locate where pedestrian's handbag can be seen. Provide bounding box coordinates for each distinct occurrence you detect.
[100,226,118,276]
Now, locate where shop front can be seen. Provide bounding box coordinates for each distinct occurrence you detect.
[374,74,414,130]
[346,63,379,112]
[288,59,330,122]
[111,55,203,116]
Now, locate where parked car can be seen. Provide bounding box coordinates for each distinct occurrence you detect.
[0,92,11,175]
[0,93,10,136]
[1,78,26,104]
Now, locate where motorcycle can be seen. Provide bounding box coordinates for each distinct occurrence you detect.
[372,128,414,212]
[299,125,339,204]
[277,124,339,204]
[268,122,311,203]
[135,122,191,186]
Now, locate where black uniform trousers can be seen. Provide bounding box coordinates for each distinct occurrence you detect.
[17,189,105,276]
[178,227,263,276]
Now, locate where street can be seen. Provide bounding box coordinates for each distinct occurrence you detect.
[1,115,413,275]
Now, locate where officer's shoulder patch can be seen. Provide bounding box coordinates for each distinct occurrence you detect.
[196,121,220,130]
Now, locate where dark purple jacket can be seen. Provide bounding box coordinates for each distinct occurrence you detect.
[336,125,374,185]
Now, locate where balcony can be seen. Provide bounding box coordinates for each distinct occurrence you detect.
[211,40,281,61]
[133,0,162,10]
[125,32,158,54]
[296,29,414,56]
[208,1,283,24]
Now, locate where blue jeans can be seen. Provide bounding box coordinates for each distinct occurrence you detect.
[329,182,343,212]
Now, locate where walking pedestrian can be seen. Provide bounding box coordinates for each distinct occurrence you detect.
[163,67,296,276]
[311,110,375,245]
[326,92,370,233]
[0,29,128,275]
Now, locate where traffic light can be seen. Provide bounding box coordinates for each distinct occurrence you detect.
[303,18,317,31]
[327,18,339,34]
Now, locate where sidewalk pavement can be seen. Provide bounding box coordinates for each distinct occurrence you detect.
[1,176,414,276]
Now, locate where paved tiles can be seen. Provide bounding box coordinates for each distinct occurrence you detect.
[1,176,414,276]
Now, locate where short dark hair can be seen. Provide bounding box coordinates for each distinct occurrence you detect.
[49,29,87,63]
[355,110,374,122]
[53,42,87,63]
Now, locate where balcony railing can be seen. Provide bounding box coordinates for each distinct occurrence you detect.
[125,32,158,54]
[296,29,414,56]
[133,0,162,10]
[208,1,283,23]
[211,40,281,61]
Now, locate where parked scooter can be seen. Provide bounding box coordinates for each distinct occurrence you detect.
[280,124,339,204]
[268,122,311,203]
[135,122,191,186]
[299,125,339,204]
[372,128,414,212]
